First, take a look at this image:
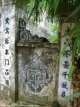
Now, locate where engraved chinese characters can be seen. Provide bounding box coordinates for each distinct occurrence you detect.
[21,54,53,93]
[1,5,15,87]
[3,17,10,86]
[58,23,73,99]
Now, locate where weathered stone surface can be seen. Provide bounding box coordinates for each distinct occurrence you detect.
[0,0,13,5]
[57,22,75,107]
[17,42,59,106]
[0,3,16,102]
[19,18,50,42]
[17,41,58,49]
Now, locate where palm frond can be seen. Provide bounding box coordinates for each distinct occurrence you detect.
[54,0,60,13]
[68,5,80,19]
[72,34,79,59]
[65,92,80,99]
[68,66,74,80]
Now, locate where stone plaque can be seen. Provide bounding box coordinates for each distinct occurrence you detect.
[18,47,58,105]
[22,54,53,93]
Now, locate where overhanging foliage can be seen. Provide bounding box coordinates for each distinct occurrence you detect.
[14,0,80,21]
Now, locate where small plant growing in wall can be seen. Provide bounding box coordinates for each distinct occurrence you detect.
[48,24,58,43]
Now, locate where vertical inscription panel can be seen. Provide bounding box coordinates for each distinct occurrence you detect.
[58,22,75,106]
[18,47,58,105]
[0,4,15,100]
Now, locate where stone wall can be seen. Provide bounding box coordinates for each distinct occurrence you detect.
[0,2,59,107]
[0,1,76,107]
[17,41,59,106]
[16,17,59,106]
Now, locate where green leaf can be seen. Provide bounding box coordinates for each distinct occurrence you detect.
[50,24,58,32]
[68,66,74,80]
[72,36,78,59]
[68,5,80,18]
[54,0,60,13]
[60,33,73,58]
[72,31,80,58]
[28,0,34,16]
[57,23,80,62]
[39,0,45,9]
[62,23,80,38]
[49,35,58,43]
[77,32,80,55]
[22,0,27,6]
[15,0,19,8]
[65,92,80,100]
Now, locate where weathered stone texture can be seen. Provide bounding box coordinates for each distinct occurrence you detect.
[0,3,16,102]
[17,42,59,106]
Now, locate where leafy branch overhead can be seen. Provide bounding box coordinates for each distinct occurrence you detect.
[14,0,80,62]
[14,0,80,21]
[14,0,80,56]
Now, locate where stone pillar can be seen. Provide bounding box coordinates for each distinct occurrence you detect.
[58,21,75,107]
[0,1,16,102]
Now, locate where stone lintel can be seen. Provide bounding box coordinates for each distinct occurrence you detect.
[17,41,59,50]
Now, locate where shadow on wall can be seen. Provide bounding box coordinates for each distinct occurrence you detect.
[52,101,61,107]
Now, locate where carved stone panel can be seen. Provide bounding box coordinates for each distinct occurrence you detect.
[18,46,58,105]
[22,53,53,93]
